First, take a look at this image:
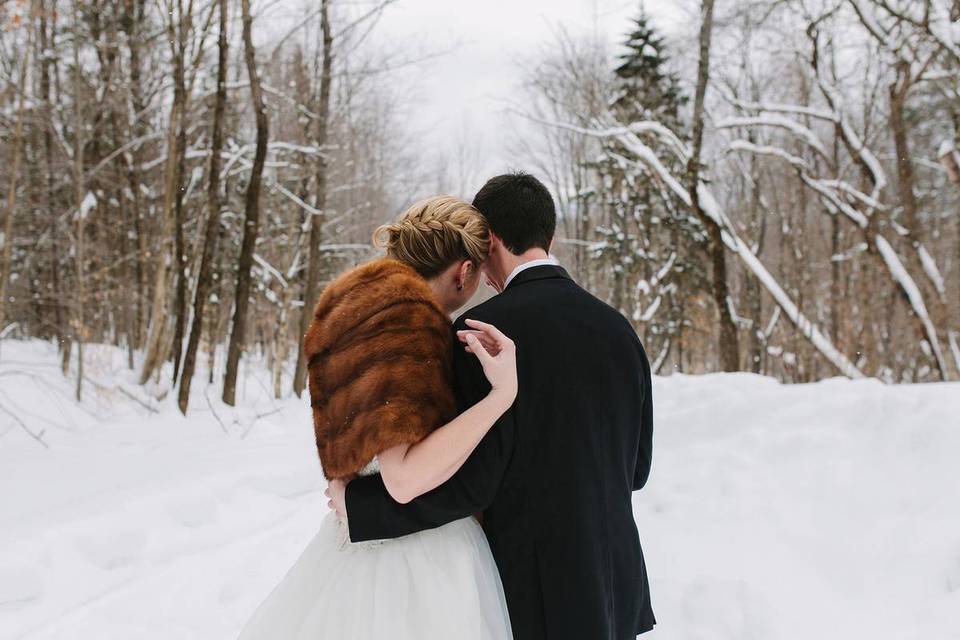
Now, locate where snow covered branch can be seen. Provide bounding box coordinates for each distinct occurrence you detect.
[544,112,866,378]
[874,236,948,377]
[726,141,870,228]
[716,115,830,160]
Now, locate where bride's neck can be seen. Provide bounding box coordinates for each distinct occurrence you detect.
[427,277,457,315]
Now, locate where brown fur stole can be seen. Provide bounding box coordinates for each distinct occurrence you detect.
[304,258,456,479]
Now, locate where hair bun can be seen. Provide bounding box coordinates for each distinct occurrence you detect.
[372,196,490,278]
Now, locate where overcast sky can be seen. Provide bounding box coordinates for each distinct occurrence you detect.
[368,0,689,192]
[260,0,689,196]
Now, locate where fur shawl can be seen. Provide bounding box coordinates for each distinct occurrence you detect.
[304,258,456,479]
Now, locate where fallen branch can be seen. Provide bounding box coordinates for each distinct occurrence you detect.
[0,401,49,449]
[204,387,229,435]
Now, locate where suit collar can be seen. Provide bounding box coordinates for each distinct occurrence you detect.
[504,264,572,290]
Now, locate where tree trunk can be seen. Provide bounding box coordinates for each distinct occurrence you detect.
[168,1,194,384]
[889,64,953,379]
[139,1,188,385]
[72,0,87,401]
[686,0,739,371]
[170,111,189,383]
[178,0,228,414]
[41,9,68,359]
[889,66,919,234]
[208,213,228,385]
[223,0,269,406]
[0,14,33,349]
[744,179,764,373]
[125,0,148,351]
[811,34,948,380]
[293,0,333,397]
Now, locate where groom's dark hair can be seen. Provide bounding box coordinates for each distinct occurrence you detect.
[472,172,556,255]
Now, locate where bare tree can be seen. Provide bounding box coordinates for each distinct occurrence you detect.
[3,0,957,398]
[138,1,190,385]
[223,0,270,406]
[293,0,334,398]
[71,0,87,401]
[0,6,33,351]
[178,0,229,414]
[687,0,740,372]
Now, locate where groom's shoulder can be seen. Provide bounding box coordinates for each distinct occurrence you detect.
[577,287,648,347]
[454,282,629,330]
[452,293,510,330]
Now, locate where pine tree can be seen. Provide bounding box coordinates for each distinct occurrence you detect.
[593,7,707,373]
[611,8,687,129]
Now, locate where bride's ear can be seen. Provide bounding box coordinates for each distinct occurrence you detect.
[457,259,474,287]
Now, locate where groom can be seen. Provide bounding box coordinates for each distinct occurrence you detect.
[330,172,655,639]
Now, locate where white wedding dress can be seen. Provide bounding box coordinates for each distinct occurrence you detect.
[238,460,513,639]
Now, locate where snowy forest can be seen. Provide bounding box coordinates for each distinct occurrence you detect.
[1,0,959,416]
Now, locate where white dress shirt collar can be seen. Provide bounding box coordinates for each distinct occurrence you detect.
[503,255,561,289]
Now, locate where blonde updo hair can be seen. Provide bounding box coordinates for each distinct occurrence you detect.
[373,196,490,278]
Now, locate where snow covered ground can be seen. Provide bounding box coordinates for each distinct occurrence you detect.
[1,340,959,639]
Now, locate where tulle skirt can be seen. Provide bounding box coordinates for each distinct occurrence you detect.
[238,513,513,639]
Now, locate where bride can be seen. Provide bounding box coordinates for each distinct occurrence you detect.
[238,196,515,639]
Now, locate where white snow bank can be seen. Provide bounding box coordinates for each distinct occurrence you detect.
[1,341,959,639]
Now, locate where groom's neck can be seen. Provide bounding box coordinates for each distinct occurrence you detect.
[503,248,549,274]
[492,247,550,290]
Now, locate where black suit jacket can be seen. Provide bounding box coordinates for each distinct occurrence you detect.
[345,265,655,639]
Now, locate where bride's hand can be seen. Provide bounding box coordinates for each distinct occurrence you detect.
[326,479,347,518]
[459,319,517,400]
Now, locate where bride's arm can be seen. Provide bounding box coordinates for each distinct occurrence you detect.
[377,320,516,504]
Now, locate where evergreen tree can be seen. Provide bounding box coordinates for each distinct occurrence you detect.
[611,8,687,129]
[592,7,707,373]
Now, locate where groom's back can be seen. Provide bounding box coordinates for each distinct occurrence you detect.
[465,265,655,639]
